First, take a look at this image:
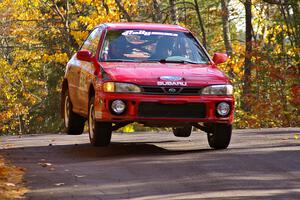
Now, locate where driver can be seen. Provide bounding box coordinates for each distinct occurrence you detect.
[150,37,175,60]
[108,36,128,59]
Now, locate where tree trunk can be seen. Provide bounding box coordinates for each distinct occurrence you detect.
[115,0,132,22]
[194,0,207,49]
[291,1,300,48]
[242,0,252,111]
[221,0,232,56]
[169,0,178,24]
[152,0,162,23]
[221,0,234,78]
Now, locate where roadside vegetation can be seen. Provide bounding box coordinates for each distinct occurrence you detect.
[0,0,299,134]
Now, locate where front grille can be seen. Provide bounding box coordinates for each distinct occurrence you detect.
[180,88,202,94]
[138,102,206,118]
[142,86,164,94]
[141,86,202,95]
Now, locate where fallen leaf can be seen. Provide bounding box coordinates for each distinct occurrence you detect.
[5,183,16,187]
[38,162,52,167]
[4,144,14,148]
[54,183,65,186]
[75,175,85,178]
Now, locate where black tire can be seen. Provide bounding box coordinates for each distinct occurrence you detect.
[88,96,112,146]
[207,123,232,149]
[63,89,85,135]
[172,126,192,137]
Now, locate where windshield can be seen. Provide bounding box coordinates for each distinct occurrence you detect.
[100,30,209,64]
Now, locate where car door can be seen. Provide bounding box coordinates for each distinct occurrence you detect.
[77,27,103,116]
[66,53,83,114]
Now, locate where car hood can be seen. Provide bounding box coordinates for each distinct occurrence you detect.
[100,62,230,87]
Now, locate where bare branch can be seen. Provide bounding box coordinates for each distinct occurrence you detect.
[262,0,291,5]
[115,0,132,22]
[102,0,110,15]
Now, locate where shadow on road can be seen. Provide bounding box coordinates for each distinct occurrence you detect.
[2,141,212,165]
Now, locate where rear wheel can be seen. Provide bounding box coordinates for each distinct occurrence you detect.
[207,123,232,149]
[63,89,85,135]
[173,126,192,137]
[88,97,112,146]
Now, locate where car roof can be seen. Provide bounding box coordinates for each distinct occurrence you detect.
[100,22,189,32]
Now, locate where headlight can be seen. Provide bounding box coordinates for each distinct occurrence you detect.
[202,85,233,95]
[103,82,141,93]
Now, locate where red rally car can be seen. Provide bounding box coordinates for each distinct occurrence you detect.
[61,23,234,149]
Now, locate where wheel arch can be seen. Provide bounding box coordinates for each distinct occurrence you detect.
[88,83,95,102]
[61,79,68,118]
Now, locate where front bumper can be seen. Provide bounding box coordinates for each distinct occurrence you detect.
[94,92,234,124]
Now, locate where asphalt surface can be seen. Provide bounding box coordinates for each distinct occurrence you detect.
[1,128,300,200]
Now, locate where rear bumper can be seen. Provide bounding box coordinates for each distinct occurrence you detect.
[94,92,234,124]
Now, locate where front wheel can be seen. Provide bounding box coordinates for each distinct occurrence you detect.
[207,124,232,149]
[88,97,112,146]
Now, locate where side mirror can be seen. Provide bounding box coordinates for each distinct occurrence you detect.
[77,50,93,62]
[212,53,228,65]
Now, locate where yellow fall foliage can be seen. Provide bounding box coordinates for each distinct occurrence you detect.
[0,0,138,133]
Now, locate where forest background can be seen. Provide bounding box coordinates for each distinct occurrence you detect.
[0,0,299,134]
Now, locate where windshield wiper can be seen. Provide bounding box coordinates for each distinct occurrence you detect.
[105,59,204,64]
[156,59,199,64]
[105,59,137,62]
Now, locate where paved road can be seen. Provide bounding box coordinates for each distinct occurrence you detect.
[1,128,300,200]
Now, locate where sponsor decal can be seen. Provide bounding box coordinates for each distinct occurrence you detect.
[157,81,187,86]
[79,72,87,90]
[95,100,103,119]
[122,30,178,37]
[95,111,102,119]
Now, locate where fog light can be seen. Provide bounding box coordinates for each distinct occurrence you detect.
[217,102,230,116]
[111,100,126,114]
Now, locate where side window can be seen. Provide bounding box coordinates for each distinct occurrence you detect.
[81,28,102,55]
